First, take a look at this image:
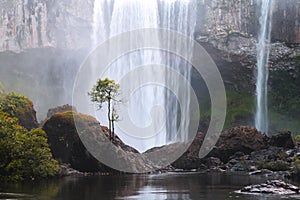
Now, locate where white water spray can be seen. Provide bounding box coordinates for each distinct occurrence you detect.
[91,0,197,151]
[255,0,274,134]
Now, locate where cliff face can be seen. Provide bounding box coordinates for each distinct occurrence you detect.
[0,0,93,52]
[0,0,299,52]
[199,0,300,43]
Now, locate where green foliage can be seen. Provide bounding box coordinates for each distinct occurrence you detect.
[88,78,120,109]
[0,112,59,181]
[0,92,32,118]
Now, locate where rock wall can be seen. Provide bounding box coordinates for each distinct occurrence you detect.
[198,0,300,43]
[197,0,257,38]
[0,0,93,52]
[0,0,299,52]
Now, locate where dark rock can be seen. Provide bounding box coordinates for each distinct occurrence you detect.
[43,111,108,172]
[240,180,299,195]
[208,126,268,162]
[268,131,296,149]
[47,104,76,118]
[205,157,222,168]
[172,126,271,170]
[59,164,84,176]
[152,126,298,172]
[171,132,205,170]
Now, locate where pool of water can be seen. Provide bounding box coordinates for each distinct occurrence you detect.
[1,172,300,200]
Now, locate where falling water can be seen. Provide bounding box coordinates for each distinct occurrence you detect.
[91,0,197,151]
[255,0,274,134]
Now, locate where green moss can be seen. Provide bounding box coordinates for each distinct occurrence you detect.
[269,57,300,117]
[277,152,289,160]
[257,161,289,171]
[199,87,254,130]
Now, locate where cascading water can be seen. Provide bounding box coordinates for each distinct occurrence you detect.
[255,0,274,134]
[91,0,197,152]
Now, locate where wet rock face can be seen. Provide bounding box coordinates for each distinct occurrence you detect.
[0,0,299,52]
[199,0,300,44]
[272,0,300,43]
[0,0,93,52]
[240,180,299,195]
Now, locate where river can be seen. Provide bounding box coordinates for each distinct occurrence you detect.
[1,172,299,200]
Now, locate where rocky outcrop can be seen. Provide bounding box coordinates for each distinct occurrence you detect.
[240,180,299,195]
[0,93,38,130]
[172,126,296,170]
[43,111,106,172]
[43,110,157,173]
[46,104,76,118]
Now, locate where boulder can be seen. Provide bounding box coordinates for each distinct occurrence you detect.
[171,132,206,170]
[208,126,269,162]
[42,111,106,172]
[47,104,76,118]
[240,180,299,195]
[268,131,296,149]
[43,111,156,173]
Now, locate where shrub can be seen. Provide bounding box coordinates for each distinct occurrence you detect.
[0,112,59,181]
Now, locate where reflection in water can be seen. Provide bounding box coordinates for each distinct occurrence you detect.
[0,173,299,200]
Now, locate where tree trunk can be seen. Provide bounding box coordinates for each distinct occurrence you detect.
[112,119,115,140]
[108,98,112,141]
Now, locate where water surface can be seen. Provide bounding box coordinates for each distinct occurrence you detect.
[1,172,299,200]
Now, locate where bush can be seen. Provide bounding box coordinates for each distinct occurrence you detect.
[0,112,59,181]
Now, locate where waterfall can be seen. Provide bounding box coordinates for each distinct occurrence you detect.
[255,0,274,134]
[90,0,197,152]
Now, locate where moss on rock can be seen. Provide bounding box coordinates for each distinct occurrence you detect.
[0,92,38,130]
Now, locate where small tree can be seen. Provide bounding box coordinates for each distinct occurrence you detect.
[88,78,120,141]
